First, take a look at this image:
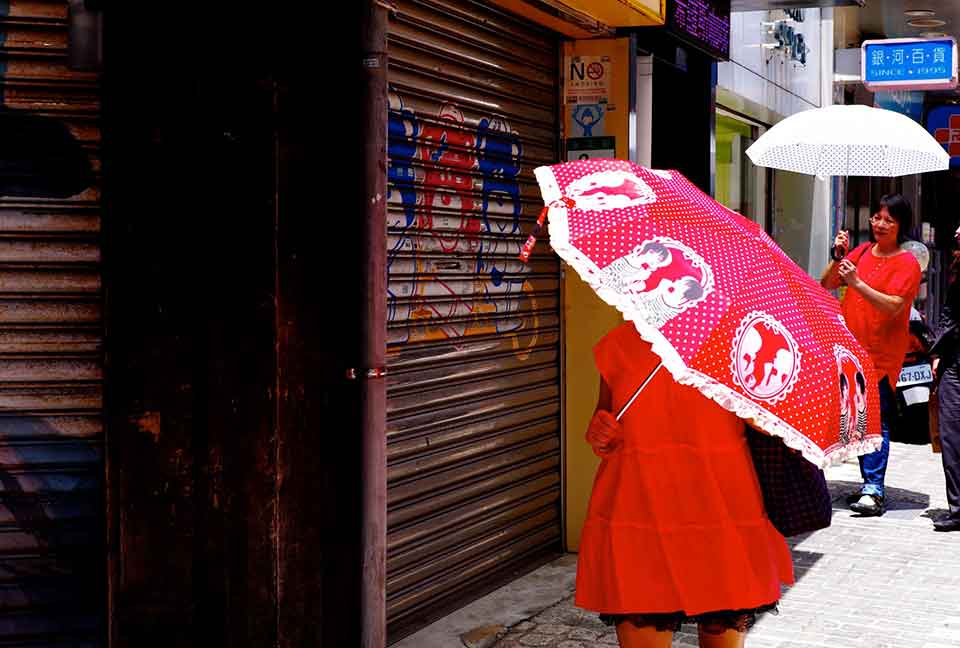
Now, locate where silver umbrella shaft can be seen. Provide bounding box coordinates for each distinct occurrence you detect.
[616,362,663,421]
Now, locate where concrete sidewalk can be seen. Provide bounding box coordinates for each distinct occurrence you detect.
[399,441,960,648]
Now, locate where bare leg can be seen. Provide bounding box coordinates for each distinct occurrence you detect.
[698,625,746,648]
[615,621,674,648]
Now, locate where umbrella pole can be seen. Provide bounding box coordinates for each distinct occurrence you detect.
[616,362,663,421]
[841,145,849,234]
[840,175,848,236]
[831,175,847,260]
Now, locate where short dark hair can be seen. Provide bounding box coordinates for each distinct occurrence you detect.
[870,194,912,244]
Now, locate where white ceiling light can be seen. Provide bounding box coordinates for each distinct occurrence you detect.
[908,18,947,28]
[904,9,936,18]
[921,31,948,38]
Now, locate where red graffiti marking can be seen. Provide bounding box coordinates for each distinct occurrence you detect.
[418,104,479,254]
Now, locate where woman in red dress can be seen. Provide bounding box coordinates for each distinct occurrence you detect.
[820,194,921,516]
[580,322,794,648]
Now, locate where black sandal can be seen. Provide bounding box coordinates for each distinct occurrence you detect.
[933,517,960,532]
[850,494,885,516]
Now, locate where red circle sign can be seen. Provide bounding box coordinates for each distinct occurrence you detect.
[586,62,604,80]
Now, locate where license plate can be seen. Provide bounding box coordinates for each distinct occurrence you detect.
[897,363,933,387]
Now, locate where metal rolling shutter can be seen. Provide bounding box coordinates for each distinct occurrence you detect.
[386,0,561,639]
[0,2,103,644]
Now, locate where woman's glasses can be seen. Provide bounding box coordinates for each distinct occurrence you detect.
[869,214,896,226]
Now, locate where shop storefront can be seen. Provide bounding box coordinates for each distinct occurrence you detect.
[716,109,770,228]
[386,0,664,642]
[716,7,835,276]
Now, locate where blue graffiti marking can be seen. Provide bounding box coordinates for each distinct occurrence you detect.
[477,118,524,314]
[430,132,450,162]
[387,90,420,325]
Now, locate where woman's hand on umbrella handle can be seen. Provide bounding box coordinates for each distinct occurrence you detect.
[831,231,849,262]
[586,409,623,457]
[837,259,860,288]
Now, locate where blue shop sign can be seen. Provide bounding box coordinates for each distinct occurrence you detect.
[862,37,958,91]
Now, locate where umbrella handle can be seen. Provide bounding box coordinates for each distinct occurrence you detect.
[831,176,848,262]
[616,362,663,421]
[519,197,577,263]
[519,205,549,263]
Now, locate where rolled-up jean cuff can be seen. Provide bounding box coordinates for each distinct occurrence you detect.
[860,485,883,498]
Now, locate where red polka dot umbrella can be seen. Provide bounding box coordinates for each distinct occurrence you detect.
[531,159,881,467]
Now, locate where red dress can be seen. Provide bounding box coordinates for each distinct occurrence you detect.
[841,243,921,383]
[576,323,794,616]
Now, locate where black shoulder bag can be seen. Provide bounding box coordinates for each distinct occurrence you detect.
[746,426,833,538]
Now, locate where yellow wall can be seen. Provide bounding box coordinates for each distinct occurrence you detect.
[563,270,622,552]
[562,0,664,26]
[489,0,664,35]
[562,38,630,552]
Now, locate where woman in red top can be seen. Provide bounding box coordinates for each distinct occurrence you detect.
[820,194,922,516]
[581,323,794,648]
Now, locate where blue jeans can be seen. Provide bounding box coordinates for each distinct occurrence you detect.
[859,377,896,498]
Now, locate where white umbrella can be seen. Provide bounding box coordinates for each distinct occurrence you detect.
[745,104,949,178]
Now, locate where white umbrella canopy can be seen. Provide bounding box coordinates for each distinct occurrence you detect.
[745,104,949,178]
